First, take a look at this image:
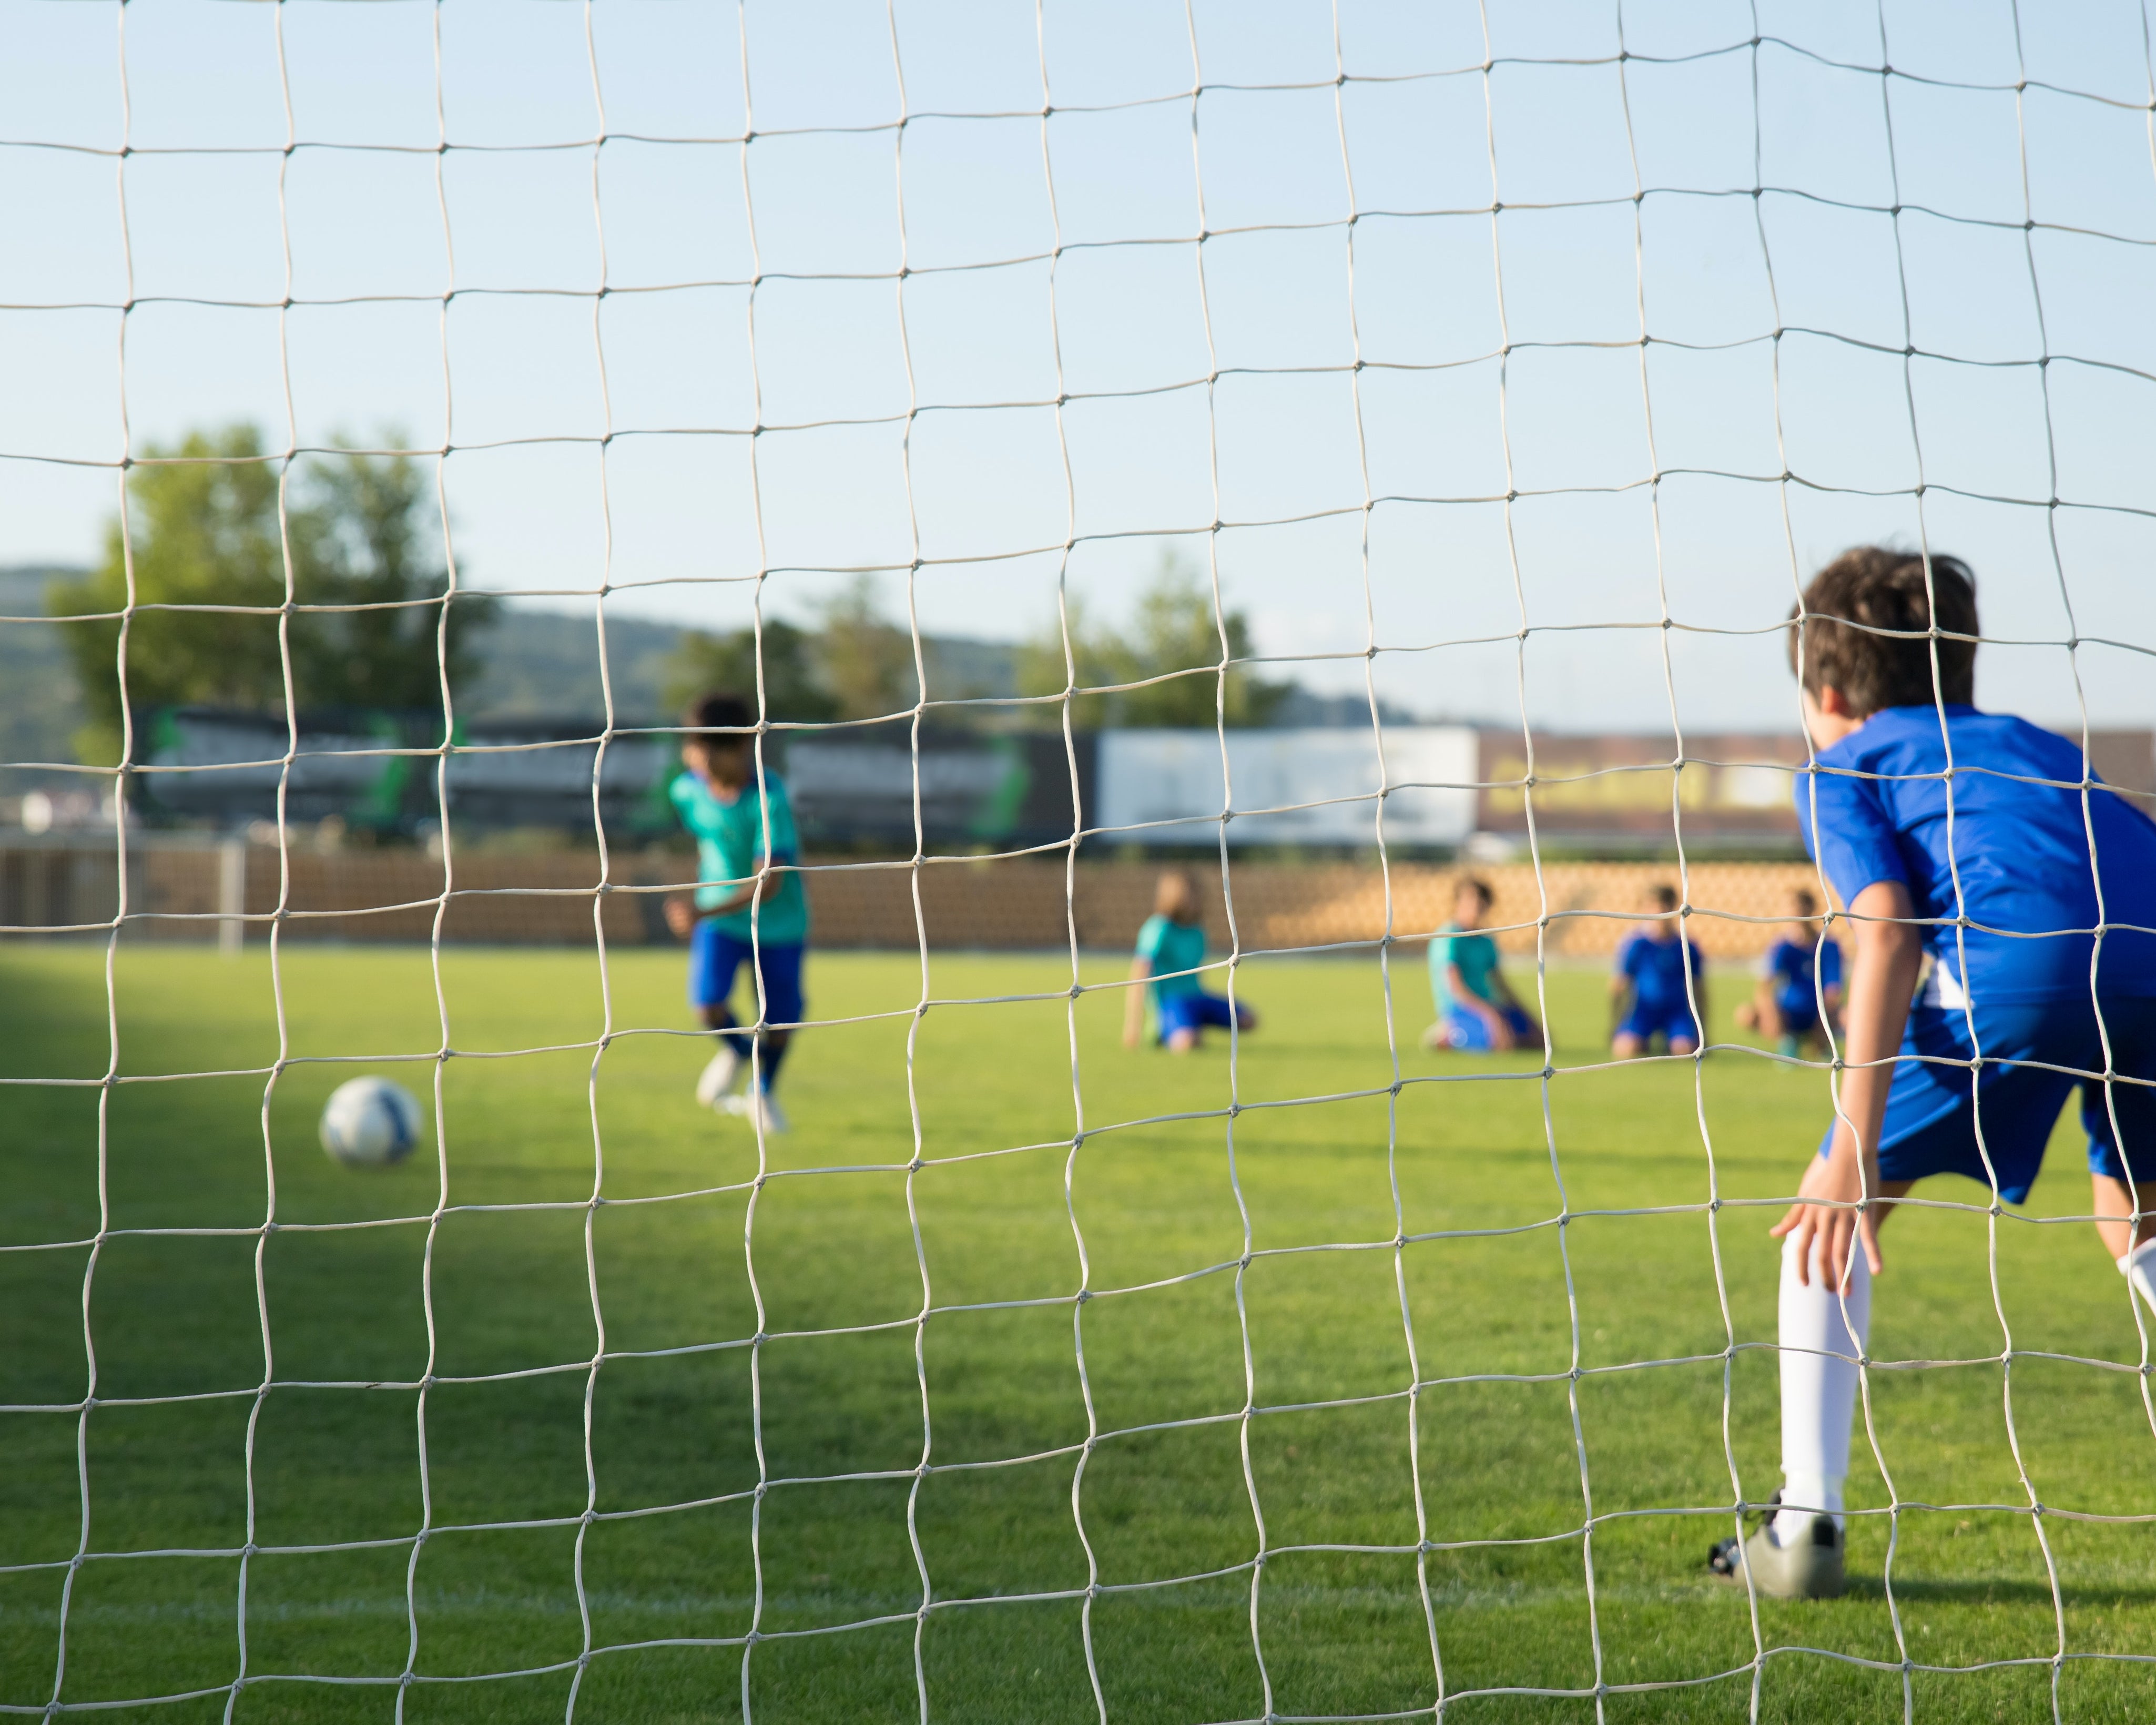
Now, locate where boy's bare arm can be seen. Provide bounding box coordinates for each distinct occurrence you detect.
[1773,880,1924,1287]
[663,866,782,934]
[1123,958,1152,1049]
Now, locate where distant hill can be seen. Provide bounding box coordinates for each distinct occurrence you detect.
[0,576,1032,776]
[2,574,1400,790]
[458,605,687,722]
[460,607,1021,722]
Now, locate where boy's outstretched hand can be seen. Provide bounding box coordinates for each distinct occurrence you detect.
[663,895,698,940]
[1768,877,1924,1293]
[1771,1141,1884,1290]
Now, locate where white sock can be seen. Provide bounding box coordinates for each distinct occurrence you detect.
[1775,1231,1869,1541]
[2118,1238,2156,1320]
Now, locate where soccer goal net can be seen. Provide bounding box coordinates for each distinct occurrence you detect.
[5,3,2156,1721]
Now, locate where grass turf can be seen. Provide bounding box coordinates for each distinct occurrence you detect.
[3,940,2154,1723]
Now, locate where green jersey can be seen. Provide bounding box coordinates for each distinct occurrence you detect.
[1136,913,1208,1004]
[1430,922,1500,1011]
[668,768,810,946]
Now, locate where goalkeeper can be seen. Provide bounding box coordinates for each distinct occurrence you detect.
[1710,547,2156,1601]
[663,692,808,1135]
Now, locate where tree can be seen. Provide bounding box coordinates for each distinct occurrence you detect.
[51,427,290,766]
[812,574,919,722]
[663,617,838,724]
[1016,550,1290,729]
[291,439,494,713]
[51,426,495,765]
[662,580,942,730]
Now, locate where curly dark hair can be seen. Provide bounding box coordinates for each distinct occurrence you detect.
[1787,546,1978,714]
[680,691,754,739]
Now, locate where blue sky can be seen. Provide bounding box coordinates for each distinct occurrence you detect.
[3,0,2153,733]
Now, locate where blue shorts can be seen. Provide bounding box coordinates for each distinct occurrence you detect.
[687,924,806,1027]
[1775,1002,1826,1041]
[1442,1002,1536,1052]
[1156,990,1238,1042]
[1815,997,2156,1205]
[1619,996,1702,1047]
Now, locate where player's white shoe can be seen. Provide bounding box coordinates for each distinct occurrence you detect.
[695,1046,742,1109]
[721,1090,790,1135]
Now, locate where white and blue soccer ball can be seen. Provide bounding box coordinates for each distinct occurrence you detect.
[319,1077,425,1168]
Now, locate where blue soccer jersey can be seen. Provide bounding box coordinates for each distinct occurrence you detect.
[1796,706,2156,1004]
[1618,928,1704,1011]
[1765,934,1842,1023]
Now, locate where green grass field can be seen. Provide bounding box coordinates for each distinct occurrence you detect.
[4,941,2154,1723]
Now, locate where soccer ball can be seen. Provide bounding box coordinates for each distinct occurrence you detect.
[319,1077,425,1168]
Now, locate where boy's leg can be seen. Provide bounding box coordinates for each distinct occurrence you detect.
[689,927,755,1104]
[1191,992,1254,1038]
[2093,1178,2156,1304]
[2083,1004,2156,1308]
[1773,1004,2055,1542]
[745,944,806,1093]
[1158,993,1217,1052]
[1435,1006,1491,1053]
[1773,1188,1907,1541]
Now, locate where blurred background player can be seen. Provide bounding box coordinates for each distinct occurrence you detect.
[1735,887,1844,1058]
[663,693,808,1134]
[1123,868,1258,1053]
[1610,884,1707,1058]
[1711,547,2156,1601]
[1423,876,1541,1053]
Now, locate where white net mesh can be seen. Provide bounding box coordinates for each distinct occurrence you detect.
[6,2,2156,1719]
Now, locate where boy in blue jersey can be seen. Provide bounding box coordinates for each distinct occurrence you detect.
[662,693,809,1135]
[1423,876,1540,1053]
[1734,887,1844,1059]
[1610,884,1708,1058]
[1710,547,2156,1600]
[1122,868,1258,1053]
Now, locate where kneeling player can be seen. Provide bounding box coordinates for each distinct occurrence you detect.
[663,692,809,1135]
[1610,884,1707,1058]
[1709,547,2156,1601]
[1423,876,1540,1052]
[1122,869,1258,1053]
[1734,887,1844,1058]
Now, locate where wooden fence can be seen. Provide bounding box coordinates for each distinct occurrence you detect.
[3,840,1828,960]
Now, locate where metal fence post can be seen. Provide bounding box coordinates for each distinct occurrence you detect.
[217,838,246,957]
